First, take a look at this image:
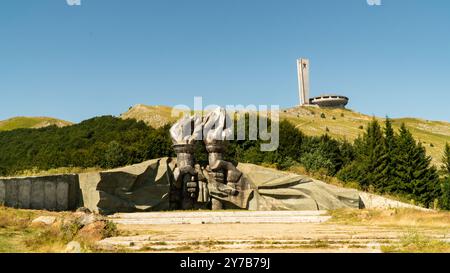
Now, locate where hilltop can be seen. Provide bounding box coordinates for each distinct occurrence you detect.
[121,104,450,166]
[120,104,177,129]
[0,117,72,131]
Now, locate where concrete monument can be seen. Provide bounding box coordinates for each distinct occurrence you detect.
[297,58,349,108]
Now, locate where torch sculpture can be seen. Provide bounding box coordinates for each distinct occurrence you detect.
[203,108,238,210]
[170,114,202,210]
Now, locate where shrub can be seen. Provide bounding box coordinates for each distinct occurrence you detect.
[300,151,334,174]
[102,221,119,238]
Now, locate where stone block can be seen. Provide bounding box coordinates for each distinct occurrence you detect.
[56,181,69,211]
[18,179,32,209]
[5,180,19,208]
[0,180,5,205]
[44,181,57,210]
[31,180,45,209]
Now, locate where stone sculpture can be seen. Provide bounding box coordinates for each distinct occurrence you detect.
[166,107,361,211]
[169,108,249,210]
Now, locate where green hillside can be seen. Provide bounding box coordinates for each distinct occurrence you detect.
[0,117,72,131]
[121,104,450,166]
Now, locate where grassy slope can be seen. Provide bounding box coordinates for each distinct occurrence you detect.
[122,104,450,166]
[0,117,72,131]
[120,105,177,129]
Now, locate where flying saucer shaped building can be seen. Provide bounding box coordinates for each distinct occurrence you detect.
[309,94,349,108]
[297,58,349,108]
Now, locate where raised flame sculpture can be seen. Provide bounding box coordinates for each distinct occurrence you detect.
[170,108,245,210]
[169,114,202,209]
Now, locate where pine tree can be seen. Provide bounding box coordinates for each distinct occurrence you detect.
[395,124,440,207]
[442,143,450,175]
[349,119,386,191]
[440,143,450,210]
[440,176,450,210]
[377,117,399,193]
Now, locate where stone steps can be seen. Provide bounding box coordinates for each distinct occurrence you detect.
[98,233,450,253]
[109,211,331,225]
[97,236,394,252]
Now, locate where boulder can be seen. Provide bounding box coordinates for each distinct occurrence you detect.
[77,213,97,226]
[31,216,57,226]
[65,241,82,253]
[77,221,106,242]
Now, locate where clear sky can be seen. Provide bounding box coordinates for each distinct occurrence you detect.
[0,0,449,122]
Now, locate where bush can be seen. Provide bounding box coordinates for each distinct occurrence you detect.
[300,151,334,174]
[102,221,119,238]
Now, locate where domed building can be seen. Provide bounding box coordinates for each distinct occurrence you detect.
[309,94,349,108]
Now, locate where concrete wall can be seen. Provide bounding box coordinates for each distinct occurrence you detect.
[0,175,80,211]
[359,192,430,211]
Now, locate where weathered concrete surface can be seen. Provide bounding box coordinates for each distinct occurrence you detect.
[30,180,45,209]
[0,175,79,210]
[109,211,331,225]
[359,192,430,211]
[18,179,31,208]
[0,180,5,204]
[5,179,19,208]
[237,163,361,211]
[78,158,176,214]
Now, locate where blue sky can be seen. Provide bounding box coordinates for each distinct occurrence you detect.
[0,0,449,122]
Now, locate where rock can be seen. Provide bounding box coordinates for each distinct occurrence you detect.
[77,213,97,226]
[31,216,57,226]
[65,241,82,253]
[76,207,91,214]
[77,221,106,242]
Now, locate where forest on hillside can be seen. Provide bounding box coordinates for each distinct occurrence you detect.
[0,115,449,209]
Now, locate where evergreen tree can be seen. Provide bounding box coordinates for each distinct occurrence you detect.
[377,117,399,193]
[442,143,450,175]
[395,124,440,207]
[356,120,386,191]
[337,119,385,191]
[440,176,450,210]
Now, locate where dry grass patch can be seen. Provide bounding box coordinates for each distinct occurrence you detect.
[382,230,450,253]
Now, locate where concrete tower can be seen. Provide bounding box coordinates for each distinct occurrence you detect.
[297,58,310,106]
